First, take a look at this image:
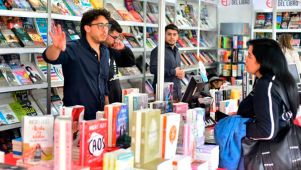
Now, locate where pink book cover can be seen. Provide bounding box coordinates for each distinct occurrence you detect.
[79,119,107,170]
[173,102,188,114]
[183,124,193,156]
[54,117,72,170]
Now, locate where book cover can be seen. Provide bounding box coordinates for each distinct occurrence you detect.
[12,0,32,11]
[105,3,123,21]
[54,117,72,170]
[63,0,82,16]
[161,113,180,159]
[60,105,85,146]
[117,9,136,21]
[121,88,139,103]
[79,119,108,169]
[0,64,22,86]
[10,64,32,85]
[149,101,166,114]
[0,68,9,86]
[21,62,44,84]
[51,0,71,15]
[34,18,47,43]
[26,29,46,47]
[132,109,161,167]
[22,115,54,162]
[104,103,128,148]
[63,21,80,40]
[0,104,19,124]
[0,112,8,125]
[12,27,34,47]
[27,0,46,12]
[0,31,9,47]
[1,29,21,47]
[123,33,141,48]
[163,82,173,112]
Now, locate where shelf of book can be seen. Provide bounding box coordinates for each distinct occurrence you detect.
[0,48,45,54]
[253,29,273,33]
[276,29,301,33]
[51,81,64,88]
[0,123,22,132]
[0,10,48,18]
[179,47,198,51]
[0,83,48,93]
[51,14,81,21]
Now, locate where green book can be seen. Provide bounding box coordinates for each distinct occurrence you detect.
[12,28,34,47]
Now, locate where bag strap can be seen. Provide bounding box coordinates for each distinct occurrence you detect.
[273,79,293,121]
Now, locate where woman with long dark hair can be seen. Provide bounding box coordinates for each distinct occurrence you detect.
[238,38,299,139]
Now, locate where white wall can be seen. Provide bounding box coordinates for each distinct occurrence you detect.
[217,0,252,24]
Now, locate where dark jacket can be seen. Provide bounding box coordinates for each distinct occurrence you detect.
[150,44,182,101]
[108,46,135,103]
[237,74,288,140]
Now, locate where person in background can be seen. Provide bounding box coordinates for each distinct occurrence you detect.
[278,33,301,73]
[42,9,111,120]
[104,18,135,103]
[150,24,185,102]
[238,38,299,140]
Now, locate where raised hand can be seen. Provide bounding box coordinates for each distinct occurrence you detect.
[49,24,66,51]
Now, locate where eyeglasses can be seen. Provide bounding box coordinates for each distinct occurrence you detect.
[89,23,111,29]
[109,34,121,40]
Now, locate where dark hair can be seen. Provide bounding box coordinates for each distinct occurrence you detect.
[247,38,299,115]
[165,23,179,33]
[80,8,110,37]
[109,18,122,33]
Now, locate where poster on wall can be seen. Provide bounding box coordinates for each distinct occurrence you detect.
[253,0,274,11]
[277,0,301,10]
[219,0,251,7]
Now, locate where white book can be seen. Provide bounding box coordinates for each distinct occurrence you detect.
[161,113,180,159]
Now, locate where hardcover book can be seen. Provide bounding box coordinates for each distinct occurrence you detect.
[161,113,180,159]
[131,109,161,167]
[26,29,46,47]
[79,119,108,169]
[0,104,19,124]
[27,0,46,12]
[1,29,21,47]
[22,115,54,162]
[0,31,9,47]
[0,64,21,86]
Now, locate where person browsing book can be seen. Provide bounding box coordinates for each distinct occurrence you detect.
[150,24,185,102]
[278,34,301,74]
[237,39,299,139]
[42,9,111,120]
[104,18,135,103]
